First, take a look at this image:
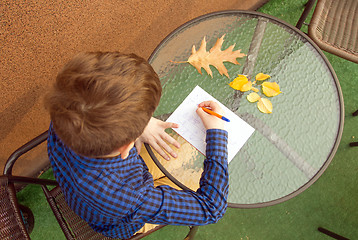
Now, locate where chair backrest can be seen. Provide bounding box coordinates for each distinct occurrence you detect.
[309,0,358,63]
[41,185,165,240]
[0,176,31,240]
[42,185,115,240]
[296,0,358,63]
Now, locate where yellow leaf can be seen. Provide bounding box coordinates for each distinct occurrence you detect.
[257,98,272,114]
[251,87,259,92]
[256,73,271,81]
[229,75,248,90]
[262,82,281,97]
[237,74,248,80]
[247,92,261,102]
[184,35,246,78]
[241,81,252,92]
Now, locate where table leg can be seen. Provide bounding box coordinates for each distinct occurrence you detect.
[231,18,268,112]
[230,18,317,179]
[184,226,199,240]
[296,0,317,29]
[318,227,349,240]
[242,17,268,77]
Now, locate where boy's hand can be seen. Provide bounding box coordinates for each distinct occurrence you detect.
[135,117,180,161]
[196,101,225,130]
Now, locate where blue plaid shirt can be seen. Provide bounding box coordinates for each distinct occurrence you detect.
[47,124,228,239]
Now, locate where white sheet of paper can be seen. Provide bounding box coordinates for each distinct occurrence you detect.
[166,85,255,163]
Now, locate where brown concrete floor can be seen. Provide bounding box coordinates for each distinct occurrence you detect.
[0,0,268,177]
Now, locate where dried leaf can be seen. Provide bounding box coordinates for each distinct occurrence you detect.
[256,73,271,81]
[229,75,252,92]
[257,98,272,114]
[247,92,261,102]
[186,35,246,78]
[262,82,281,97]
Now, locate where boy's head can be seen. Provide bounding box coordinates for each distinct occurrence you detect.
[45,52,161,157]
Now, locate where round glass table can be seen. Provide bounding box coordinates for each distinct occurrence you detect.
[145,10,344,208]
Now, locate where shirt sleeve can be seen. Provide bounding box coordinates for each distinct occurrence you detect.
[133,129,229,226]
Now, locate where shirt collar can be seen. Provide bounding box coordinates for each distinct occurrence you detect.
[48,123,138,170]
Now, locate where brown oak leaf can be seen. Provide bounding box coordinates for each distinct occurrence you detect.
[173,35,246,78]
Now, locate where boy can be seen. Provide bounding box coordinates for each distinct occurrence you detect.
[45,52,228,239]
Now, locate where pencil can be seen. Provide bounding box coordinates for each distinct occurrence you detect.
[201,107,230,122]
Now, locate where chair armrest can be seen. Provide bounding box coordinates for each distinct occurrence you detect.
[7,175,58,186]
[4,131,48,175]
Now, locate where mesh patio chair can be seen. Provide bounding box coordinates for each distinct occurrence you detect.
[296,0,358,64]
[4,131,198,240]
[1,131,58,240]
[297,0,358,148]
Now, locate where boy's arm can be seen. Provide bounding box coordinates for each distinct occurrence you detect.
[135,101,229,225]
[137,128,228,226]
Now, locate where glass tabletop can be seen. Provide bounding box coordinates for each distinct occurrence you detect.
[146,10,344,208]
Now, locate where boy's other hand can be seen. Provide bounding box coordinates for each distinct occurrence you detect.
[196,101,225,130]
[135,117,180,161]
